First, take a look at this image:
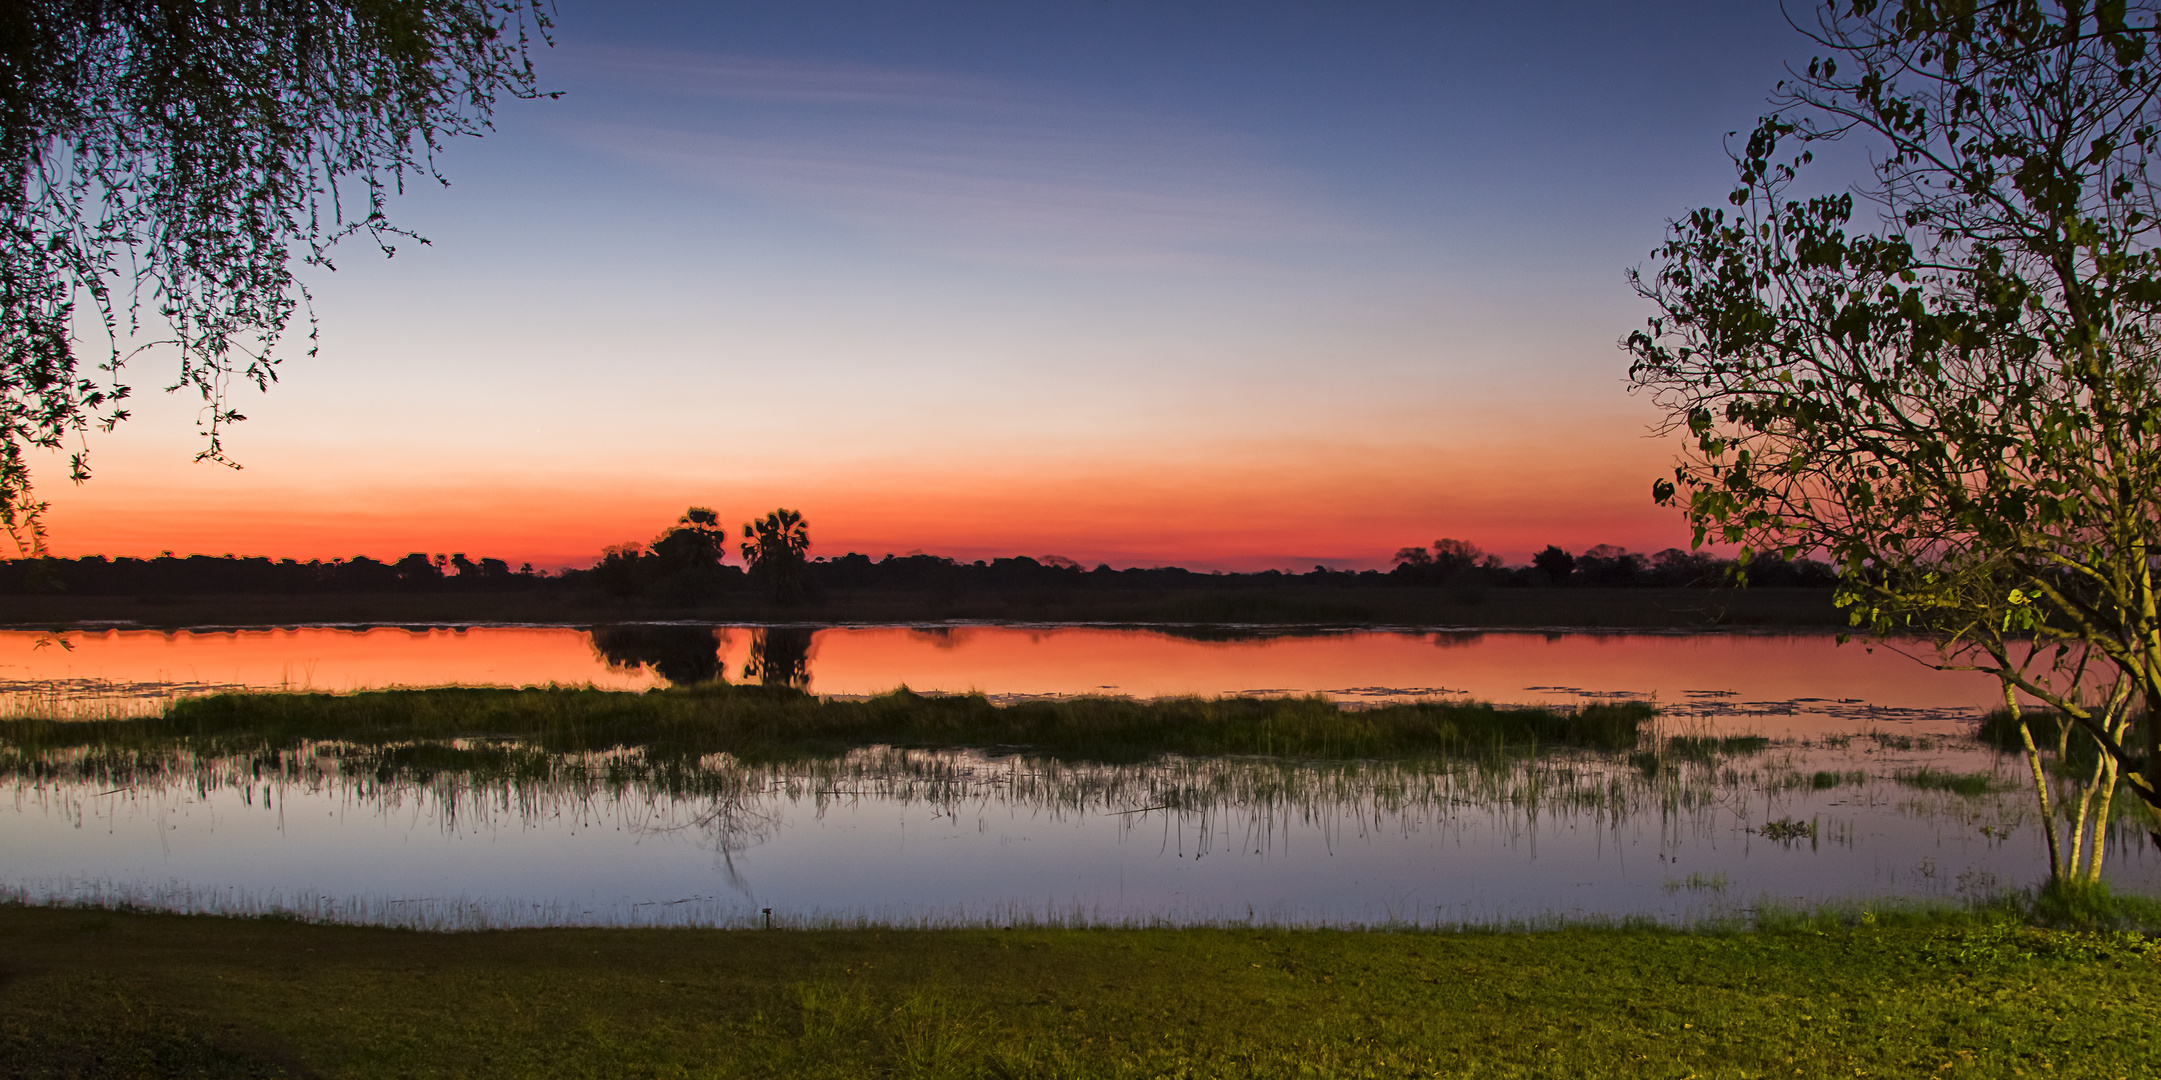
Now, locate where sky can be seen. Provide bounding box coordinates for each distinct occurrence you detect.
[38,1,1831,571]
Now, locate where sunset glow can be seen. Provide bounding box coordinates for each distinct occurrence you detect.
[28,2,1805,570]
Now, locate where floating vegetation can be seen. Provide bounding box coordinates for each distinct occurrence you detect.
[1758,817,1818,843]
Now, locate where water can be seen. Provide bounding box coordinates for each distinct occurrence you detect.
[4,624,2147,927]
[7,736,2151,928]
[3,624,2000,736]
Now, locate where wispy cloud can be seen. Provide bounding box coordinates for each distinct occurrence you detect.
[553,49,1363,269]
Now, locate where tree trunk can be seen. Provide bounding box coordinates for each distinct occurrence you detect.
[2008,688,2063,882]
[2141,688,2161,852]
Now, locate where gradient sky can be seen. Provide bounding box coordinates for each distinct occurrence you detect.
[38,1,1828,570]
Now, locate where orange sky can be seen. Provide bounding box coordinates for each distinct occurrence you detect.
[32,411,1692,571]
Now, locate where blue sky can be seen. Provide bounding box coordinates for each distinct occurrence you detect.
[46,1,1841,569]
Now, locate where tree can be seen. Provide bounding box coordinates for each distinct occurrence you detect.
[0,1,554,553]
[741,507,812,604]
[1430,538,1485,577]
[1531,545,1575,584]
[1625,0,2161,867]
[651,506,728,569]
[1575,544,1645,587]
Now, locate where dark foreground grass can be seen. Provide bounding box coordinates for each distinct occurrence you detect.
[1,905,2157,1079]
[2,686,1654,762]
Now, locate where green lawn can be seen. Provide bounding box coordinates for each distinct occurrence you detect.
[2,906,2155,1078]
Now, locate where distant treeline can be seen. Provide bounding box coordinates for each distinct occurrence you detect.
[0,514,1833,599]
[1387,540,1836,589]
[0,551,545,596]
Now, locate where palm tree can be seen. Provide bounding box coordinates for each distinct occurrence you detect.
[741,509,812,604]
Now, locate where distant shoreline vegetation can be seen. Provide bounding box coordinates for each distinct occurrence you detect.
[0,509,1835,601]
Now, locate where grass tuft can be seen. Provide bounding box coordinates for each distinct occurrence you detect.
[1893,767,2004,796]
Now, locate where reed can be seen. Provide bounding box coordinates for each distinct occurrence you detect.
[0,685,1656,762]
[1894,767,2007,796]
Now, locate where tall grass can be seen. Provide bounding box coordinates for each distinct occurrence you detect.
[1974,706,2142,774]
[0,685,1655,763]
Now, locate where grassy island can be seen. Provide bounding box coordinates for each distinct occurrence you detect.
[2,685,1656,763]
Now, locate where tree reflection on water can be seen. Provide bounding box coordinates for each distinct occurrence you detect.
[743,627,813,690]
[591,624,727,685]
[589,624,813,691]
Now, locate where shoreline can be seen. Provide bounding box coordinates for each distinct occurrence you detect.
[6,617,1864,635]
[0,585,1848,631]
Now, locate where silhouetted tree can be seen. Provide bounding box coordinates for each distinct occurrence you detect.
[647,506,735,601]
[1429,538,1484,578]
[741,508,812,604]
[1391,546,1433,570]
[1647,547,1719,587]
[589,541,645,599]
[1392,539,1485,585]
[1531,546,1575,585]
[0,1,555,551]
[393,552,442,589]
[1574,544,1645,586]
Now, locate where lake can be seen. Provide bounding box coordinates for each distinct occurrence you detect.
[5,624,2148,928]
[2,624,2003,736]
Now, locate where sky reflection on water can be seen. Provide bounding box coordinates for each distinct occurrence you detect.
[5,625,2120,927]
[2,625,2003,737]
[7,736,2153,929]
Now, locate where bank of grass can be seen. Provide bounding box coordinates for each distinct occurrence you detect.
[0,685,1654,762]
[0,902,2156,1079]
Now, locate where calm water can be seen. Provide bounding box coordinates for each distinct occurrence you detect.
[4,624,2003,736]
[8,737,2153,928]
[6,624,2142,927]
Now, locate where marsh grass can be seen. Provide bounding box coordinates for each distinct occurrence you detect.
[1663,871,1730,893]
[1664,734,1772,761]
[1895,767,2007,796]
[7,726,2102,933]
[0,685,1656,763]
[2,737,1739,873]
[1974,705,2145,778]
[1809,769,1868,789]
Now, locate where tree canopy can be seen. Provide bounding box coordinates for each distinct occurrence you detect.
[1626,0,2161,860]
[0,0,552,551]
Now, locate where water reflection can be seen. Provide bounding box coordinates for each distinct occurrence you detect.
[6,731,2155,929]
[3,626,2008,737]
[743,627,815,690]
[592,624,728,685]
